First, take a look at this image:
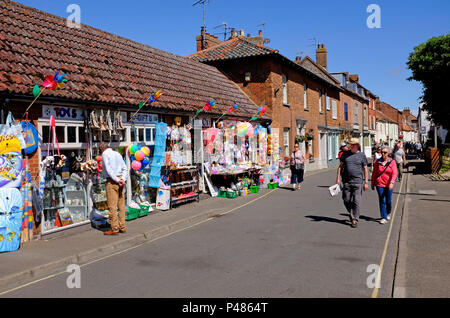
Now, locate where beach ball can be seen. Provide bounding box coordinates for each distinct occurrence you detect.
[135,150,145,161]
[129,144,139,154]
[141,146,150,156]
[131,160,142,171]
[236,123,248,137]
[142,157,150,167]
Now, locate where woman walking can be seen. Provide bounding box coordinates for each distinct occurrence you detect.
[290,143,306,190]
[371,146,398,224]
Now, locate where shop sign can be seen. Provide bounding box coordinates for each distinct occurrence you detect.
[130,113,158,124]
[42,105,85,121]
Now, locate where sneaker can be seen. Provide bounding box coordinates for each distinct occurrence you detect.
[380,219,388,225]
[351,220,358,228]
[387,214,391,220]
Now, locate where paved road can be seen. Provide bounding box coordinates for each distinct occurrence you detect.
[2,168,405,298]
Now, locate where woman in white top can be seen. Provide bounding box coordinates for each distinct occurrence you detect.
[290,143,306,190]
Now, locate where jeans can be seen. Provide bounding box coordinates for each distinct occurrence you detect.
[376,186,393,220]
[396,162,403,180]
[291,168,304,184]
[342,183,363,222]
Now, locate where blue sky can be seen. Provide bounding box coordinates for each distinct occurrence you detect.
[16,0,450,116]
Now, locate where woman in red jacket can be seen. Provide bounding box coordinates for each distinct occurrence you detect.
[371,146,398,224]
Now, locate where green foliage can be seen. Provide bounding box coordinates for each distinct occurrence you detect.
[407,34,450,130]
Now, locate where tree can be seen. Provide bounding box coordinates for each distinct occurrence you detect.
[407,34,450,130]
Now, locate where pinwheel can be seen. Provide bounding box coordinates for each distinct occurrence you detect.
[130,89,163,121]
[215,104,239,124]
[25,71,69,115]
[193,99,216,119]
[250,106,267,121]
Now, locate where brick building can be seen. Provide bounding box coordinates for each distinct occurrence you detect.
[376,100,401,147]
[188,34,344,170]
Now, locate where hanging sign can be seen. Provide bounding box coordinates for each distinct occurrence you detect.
[130,113,158,125]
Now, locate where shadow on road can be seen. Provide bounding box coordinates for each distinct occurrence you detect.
[305,215,350,227]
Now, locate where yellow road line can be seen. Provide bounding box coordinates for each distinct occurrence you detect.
[371,176,405,298]
[0,189,277,296]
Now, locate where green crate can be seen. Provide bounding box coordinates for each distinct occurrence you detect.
[250,186,259,194]
[226,191,239,199]
[126,207,140,221]
[218,190,227,198]
[138,205,150,218]
[268,182,278,189]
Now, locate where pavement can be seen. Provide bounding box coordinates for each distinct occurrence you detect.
[0,167,334,292]
[393,160,450,298]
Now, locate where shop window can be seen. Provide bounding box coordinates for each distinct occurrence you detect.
[68,126,77,143]
[78,127,87,143]
[139,128,144,142]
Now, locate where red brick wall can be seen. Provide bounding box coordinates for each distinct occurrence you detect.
[215,56,341,160]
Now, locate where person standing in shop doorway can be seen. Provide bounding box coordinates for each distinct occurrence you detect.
[336,138,369,228]
[100,142,128,235]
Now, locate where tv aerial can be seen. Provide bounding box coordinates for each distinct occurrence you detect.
[214,22,230,41]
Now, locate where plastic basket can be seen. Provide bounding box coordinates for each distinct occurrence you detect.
[226,191,239,199]
[250,186,259,194]
[138,205,150,218]
[126,208,140,221]
[218,190,227,198]
[268,182,279,189]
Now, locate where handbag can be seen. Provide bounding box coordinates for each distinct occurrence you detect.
[291,151,305,170]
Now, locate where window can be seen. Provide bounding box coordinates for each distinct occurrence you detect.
[283,128,290,157]
[282,75,288,105]
[332,100,337,120]
[326,91,330,110]
[335,135,340,159]
[328,135,332,160]
[319,90,322,113]
[303,84,308,109]
[344,103,349,121]
[354,104,359,123]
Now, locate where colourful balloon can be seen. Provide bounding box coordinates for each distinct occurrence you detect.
[236,123,248,137]
[96,155,102,162]
[131,160,142,171]
[135,150,145,161]
[141,146,150,156]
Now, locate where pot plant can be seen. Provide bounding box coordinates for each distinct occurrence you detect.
[305,133,314,141]
[295,135,306,143]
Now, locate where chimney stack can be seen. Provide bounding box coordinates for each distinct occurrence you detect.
[349,74,359,83]
[294,56,302,64]
[316,43,327,70]
[231,28,237,38]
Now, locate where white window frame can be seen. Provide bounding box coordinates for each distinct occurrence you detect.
[332,99,337,120]
[326,91,330,111]
[282,75,288,105]
[319,90,322,113]
[283,128,290,157]
[303,84,308,109]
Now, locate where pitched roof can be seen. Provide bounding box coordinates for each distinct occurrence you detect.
[188,37,342,90]
[299,56,341,88]
[187,36,279,62]
[0,0,262,118]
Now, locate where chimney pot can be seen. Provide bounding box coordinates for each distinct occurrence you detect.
[240,30,245,36]
[258,30,262,37]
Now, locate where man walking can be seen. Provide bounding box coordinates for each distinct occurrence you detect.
[393,143,407,181]
[100,142,128,235]
[336,138,369,228]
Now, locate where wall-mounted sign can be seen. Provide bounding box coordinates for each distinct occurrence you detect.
[130,113,158,124]
[42,105,85,121]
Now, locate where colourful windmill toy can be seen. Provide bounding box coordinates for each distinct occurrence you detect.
[148,91,162,104]
[250,106,267,121]
[193,99,216,119]
[215,104,239,124]
[26,71,69,115]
